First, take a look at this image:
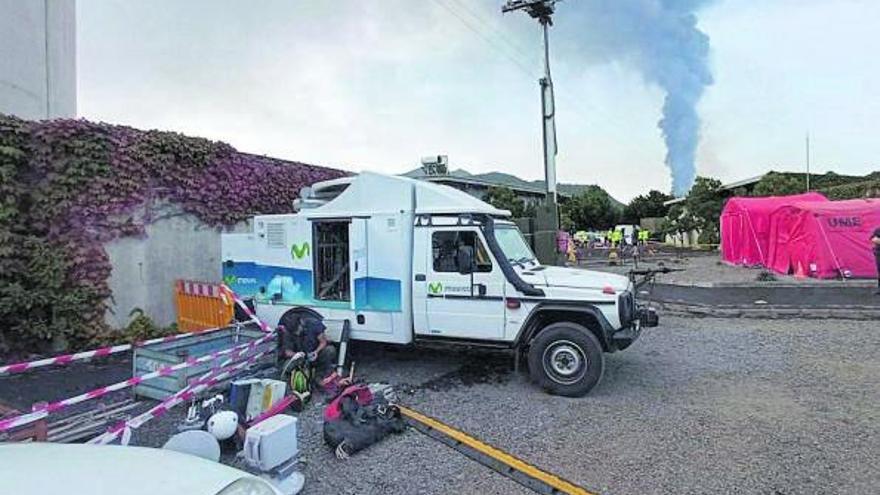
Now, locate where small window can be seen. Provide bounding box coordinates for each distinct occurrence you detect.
[432,231,492,273]
[313,222,350,301]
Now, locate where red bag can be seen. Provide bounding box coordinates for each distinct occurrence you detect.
[323,384,373,422]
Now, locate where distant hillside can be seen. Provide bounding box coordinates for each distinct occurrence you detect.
[403,167,625,210]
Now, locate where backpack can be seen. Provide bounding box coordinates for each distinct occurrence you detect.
[322,384,405,458]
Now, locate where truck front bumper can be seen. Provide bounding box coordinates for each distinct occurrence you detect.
[610,303,657,351]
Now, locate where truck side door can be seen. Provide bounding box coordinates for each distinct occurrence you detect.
[419,227,505,340]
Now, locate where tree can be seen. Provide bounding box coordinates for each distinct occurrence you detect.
[660,176,724,245]
[561,186,620,231]
[623,190,675,223]
[685,176,724,244]
[752,172,804,196]
[662,203,698,245]
[484,186,526,217]
[559,209,575,231]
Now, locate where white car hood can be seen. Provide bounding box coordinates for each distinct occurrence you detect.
[520,266,630,292]
[0,443,267,495]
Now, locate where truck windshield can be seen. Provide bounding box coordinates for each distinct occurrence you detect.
[495,225,537,265]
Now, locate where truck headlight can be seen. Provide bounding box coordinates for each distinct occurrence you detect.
[217,478,278,495]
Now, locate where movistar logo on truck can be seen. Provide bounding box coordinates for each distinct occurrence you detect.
[428,282,470,295]
[291,242,310,260]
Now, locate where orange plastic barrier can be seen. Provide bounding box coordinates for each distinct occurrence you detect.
[174,280,234,332]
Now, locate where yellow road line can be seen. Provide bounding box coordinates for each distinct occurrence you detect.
[398,405,596,495]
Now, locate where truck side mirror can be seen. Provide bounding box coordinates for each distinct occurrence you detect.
[457,245,475,275]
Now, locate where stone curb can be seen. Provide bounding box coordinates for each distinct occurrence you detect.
[653,301,880,320]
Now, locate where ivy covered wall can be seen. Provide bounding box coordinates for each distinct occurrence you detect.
[0,114,347,353]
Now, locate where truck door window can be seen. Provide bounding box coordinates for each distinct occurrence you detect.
[432,231,492,273]
[313,221,350,301]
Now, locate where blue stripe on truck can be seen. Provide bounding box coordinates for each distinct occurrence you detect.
[223,261,401,312]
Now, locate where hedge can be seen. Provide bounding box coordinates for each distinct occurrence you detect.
[0,114,347,353]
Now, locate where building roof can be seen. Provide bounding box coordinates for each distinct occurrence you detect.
[719,174,767,191]
[663,173,770,206]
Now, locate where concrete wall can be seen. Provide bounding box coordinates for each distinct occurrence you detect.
[104,204,223,328]
[665,230,701,247]
[0,0,76,119]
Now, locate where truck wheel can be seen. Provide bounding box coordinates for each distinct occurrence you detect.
[527,322,604,397]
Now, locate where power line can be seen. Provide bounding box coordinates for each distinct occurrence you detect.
[446,0,536,63]
[431,0,536,77]
[432,0,645,164]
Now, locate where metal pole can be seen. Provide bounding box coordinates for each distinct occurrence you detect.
[541,19,558,202]
[805,133,811,191]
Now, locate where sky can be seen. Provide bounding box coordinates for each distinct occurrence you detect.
[76,0,880,202]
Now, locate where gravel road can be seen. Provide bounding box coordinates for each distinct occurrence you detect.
[3,316,878,494]
[293,316,880,495]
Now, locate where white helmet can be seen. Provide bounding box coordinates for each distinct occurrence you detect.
[206,410,239,441]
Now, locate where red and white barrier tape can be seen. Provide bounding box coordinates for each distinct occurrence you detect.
[88,349,269,445]
[0,331,275,432]
[0,284,263,376]
[0,324,237,376]
[220,284,272,333]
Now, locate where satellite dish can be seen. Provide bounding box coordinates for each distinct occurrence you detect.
[163,430,221,462]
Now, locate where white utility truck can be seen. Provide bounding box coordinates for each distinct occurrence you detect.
[222,173,657,396]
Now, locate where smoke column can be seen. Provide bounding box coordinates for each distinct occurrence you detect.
[566,0,714,196]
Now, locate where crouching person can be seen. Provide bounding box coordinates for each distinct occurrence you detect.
[279,318,346,395]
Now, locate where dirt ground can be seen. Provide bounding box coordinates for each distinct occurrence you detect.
[2,315,878,494]
[580,247,877,287]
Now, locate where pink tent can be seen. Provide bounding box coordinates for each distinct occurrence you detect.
[720,192,827,266]
[766,199,880,279]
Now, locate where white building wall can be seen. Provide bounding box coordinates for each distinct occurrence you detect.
[0,0,76,119]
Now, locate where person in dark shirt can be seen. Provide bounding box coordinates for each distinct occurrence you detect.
[872,227,880,294]
[279,318,338,384]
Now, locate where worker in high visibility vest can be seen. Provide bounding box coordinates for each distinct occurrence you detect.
[638,229,650,245]
[611,229,623,248]
[606,229,614,247]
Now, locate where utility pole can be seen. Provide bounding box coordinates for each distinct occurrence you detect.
[502,0,559,203]
[503,0,561,264]
[805,133,811,191]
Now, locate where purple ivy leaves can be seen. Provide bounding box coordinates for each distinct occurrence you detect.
[1,113,348,350]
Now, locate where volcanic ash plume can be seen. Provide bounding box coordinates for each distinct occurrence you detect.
[571,0,714,196]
